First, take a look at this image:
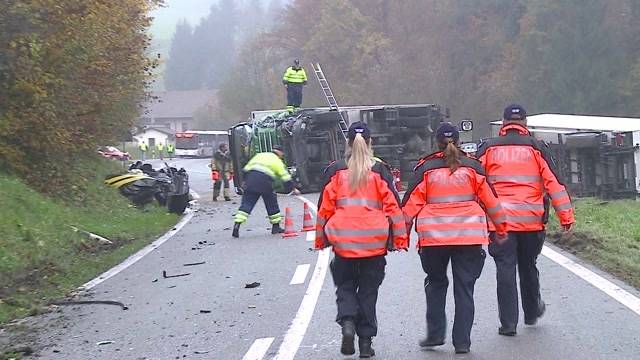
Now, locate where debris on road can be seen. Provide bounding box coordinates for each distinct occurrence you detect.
[248,305,256,309]
[50,300,128,310]
[152,279,159,283]
[163,270,191,279]
[183,261,206,267]
[194,350,210,354]
[199,310,212,314]
[97,341,115,346]
[70,225,113,245]
[244,282,260,289]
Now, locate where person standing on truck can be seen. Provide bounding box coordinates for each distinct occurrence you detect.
[315,122,408,358]
[477,104,575,336]
[139,141,148,161]
[402,123,508,354]
[210,143,233,202]
[232,145,299,238]
[282,59,307,113]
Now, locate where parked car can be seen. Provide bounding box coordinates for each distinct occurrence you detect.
[98,146,130,161]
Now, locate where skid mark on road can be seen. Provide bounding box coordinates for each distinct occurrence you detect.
[542,245,640,316]
[290,264,311,285]
[243,338,275,360]
[271,196,330,360]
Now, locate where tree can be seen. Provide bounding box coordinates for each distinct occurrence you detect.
[164,20,200,90]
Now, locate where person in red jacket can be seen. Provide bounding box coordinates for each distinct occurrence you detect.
[477,104,575,336]
[315,122,408,358]
[403,123,508,354]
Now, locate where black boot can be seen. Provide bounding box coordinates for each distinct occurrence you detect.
[271,223,285,234]
[232,223,240,238]
[340,319,356,355]
[224,197,231,201]
[419,337,445,348]
[358,337,375,358]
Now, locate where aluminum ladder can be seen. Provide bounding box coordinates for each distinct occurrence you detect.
[311,63,348,140]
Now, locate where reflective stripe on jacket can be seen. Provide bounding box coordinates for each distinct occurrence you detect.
[244,152,292,183]
[477,123,575,231]
[402,152,507,247]
[315,159,408,258]
[283,67,308,84]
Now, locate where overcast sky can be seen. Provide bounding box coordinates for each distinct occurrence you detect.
[150,0,218,40]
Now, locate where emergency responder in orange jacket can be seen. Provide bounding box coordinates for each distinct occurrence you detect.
[315,122,408,358]
[402,123,508,354]
[477,104,575,336]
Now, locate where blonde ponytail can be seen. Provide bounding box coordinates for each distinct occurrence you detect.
[443,140,461,173]
[347,133,373,191]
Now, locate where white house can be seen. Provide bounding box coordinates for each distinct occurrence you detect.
[133,126,176,150]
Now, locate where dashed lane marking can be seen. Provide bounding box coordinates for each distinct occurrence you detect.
[242,337,275,360]
[542,245,640,316]
[290,264,311,285]
[272,196,330,360]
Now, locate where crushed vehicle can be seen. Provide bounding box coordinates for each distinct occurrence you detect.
[229,105,473,194]
[105,162,190,214]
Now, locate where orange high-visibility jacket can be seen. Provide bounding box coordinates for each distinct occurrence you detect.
[477,123,575,232]
[315,159,408,258]
[402,152,507,247]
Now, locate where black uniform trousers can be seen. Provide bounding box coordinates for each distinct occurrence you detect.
[236,171,281,223]
[286,83,303,108]
[488,231,545,328]
[330,255,386,338]
[419,245,485,349]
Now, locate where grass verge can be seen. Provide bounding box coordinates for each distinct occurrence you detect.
[0,159,180,325]
[547,198,640,289]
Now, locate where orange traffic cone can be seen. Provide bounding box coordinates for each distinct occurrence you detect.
[282,207,299,238]
[301,202,314,232]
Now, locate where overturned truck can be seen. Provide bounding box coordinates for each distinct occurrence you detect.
[229,104,471,194]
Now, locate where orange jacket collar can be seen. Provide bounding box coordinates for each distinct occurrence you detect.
[500,123,530,136]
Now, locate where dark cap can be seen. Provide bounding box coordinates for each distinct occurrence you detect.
[503,104,527,121]
[271,144,284,152]
[347,122,371,141]
[436,122,460,142]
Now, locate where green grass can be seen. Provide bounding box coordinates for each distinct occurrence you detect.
[547,198,640,288]
[0,160,179,324]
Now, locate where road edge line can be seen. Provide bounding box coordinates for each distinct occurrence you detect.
[542,245,640,316]
[243,337,275,360]
[272,196,330,360]
[81,191,199,290]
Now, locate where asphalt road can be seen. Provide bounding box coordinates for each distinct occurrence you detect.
[5,157,640,360]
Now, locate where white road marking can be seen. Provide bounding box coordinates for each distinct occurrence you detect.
[242,337,275,360]
[273,196,330,360]
[306,230,315,242]
[542,245,640,316]
[81,192,199,290]
[290,264,311,285]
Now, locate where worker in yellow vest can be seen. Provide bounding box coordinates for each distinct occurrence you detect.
[139,141,149,161]
[282,59,307,113]
[156,142,165,160]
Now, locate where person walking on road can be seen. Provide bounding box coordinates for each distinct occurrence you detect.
[402,123,508,354]
[139,141,148,161]
[232,145,298,238]
[211,142,233,202]
[156,142,164,160]
[282,59,307,113]
[167,143,175,160]
[315,122,408,358]
[477,104,575,336]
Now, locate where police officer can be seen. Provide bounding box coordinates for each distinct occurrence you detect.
[139,141,148,161]
[402,123,508,354]
[232,145,298,238]
[167,143,175,160]
[315,122,408,358]
[211,143,232,202]
[477,104,575,336]
[282,59,307,113]
[156,142,164,160]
